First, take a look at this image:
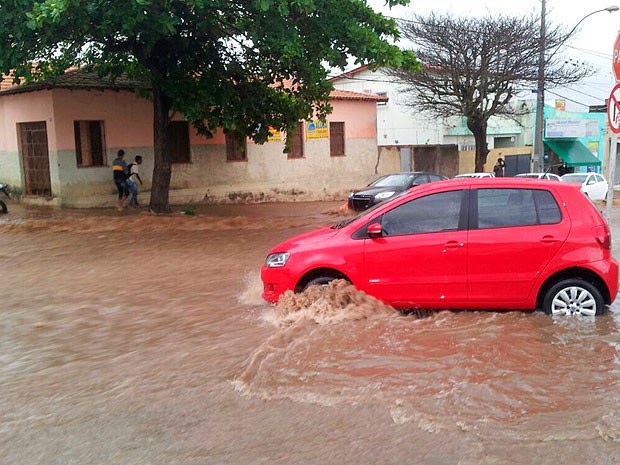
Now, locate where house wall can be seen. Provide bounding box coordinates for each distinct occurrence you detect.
[0,91,57,193]
[176,98,384,204]
[331,68,443,146]
[1,88,384,207]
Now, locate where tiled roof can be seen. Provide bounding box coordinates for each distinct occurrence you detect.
[330,88,388,102]
[0,69,147,95]
[0,73,18,91]
[0,69,387,103]
[328,65,371,82]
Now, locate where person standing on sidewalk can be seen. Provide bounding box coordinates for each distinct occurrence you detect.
[112,149,129,210]
[125,155,144,207]
[493,158,505,177]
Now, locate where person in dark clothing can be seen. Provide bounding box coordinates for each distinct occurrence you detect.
[112,149,129,210]
[493,158,506,177]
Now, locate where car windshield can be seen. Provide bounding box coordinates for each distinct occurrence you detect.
[371,174,413,188]
[562,174,587,184]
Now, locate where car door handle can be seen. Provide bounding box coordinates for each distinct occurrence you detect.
[444,241,464,249]
[541,235,559,243]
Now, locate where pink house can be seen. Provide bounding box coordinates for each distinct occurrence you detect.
[0,71,395,208]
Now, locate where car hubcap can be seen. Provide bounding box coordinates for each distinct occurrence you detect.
[551,286,597,316]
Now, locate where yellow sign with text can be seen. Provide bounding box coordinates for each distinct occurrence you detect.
[305,120,329,140]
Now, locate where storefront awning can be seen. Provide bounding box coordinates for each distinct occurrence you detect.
[543,139,601,166]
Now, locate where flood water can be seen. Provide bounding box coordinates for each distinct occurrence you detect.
[2,201,620,465]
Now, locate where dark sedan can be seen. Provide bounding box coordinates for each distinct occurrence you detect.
[347,171,448,211]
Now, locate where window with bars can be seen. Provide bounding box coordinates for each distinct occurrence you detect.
[330,121,345,156]
[168,121,191,163]
[74,121,106,167]
[225,131,247,161]
[286,122,304,159]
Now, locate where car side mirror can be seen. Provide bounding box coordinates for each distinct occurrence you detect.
[367,222,383,237]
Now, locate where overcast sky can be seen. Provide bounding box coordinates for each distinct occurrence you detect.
[368,0,620,110]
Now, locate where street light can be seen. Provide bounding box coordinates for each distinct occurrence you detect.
[532,3,619,172]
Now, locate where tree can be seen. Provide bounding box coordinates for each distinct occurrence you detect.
[388,13,591,172]
[0,0,420,213]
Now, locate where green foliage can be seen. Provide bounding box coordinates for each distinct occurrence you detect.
[2,0,417,137]
[0,0,419,210]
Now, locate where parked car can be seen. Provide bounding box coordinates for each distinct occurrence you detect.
[347,172,447,211]
[560,173,609,201]
[516,172,562,181]
[262,178,618,316]
[454,172,495,179]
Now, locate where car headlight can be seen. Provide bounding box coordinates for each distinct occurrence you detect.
[265,252,290,267]
[375,191,396,200]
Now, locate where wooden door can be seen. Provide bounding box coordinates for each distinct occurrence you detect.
[19,122,52,197]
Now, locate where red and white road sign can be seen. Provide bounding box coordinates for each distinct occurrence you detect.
[614,32,620,82]
[608,83,620,134]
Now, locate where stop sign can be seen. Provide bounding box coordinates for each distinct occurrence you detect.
[614,32,620,81]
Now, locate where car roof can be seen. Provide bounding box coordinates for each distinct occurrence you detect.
[435,177,581,192]
[383,171,441,176]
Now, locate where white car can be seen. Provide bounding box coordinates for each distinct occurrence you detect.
[560,173,609,201]
[516,172,562,181]
[454,172,495,179]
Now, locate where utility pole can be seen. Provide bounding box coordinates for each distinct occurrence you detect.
[533,0,546,172]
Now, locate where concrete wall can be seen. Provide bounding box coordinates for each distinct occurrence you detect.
[459,146,534,175]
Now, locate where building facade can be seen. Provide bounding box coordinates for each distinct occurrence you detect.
[0,71,394,208]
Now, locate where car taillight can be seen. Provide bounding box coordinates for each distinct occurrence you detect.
[592,224,612,249]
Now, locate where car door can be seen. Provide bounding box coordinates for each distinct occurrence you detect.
[467,188,570,305]
[590,174,607,200]
[363,189,468,307]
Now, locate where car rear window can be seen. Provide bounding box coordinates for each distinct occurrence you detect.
[475,188,561,229]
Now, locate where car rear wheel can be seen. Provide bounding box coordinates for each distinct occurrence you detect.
[543,279,604,316]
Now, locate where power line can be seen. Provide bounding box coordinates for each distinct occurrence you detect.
[545,89,592,107]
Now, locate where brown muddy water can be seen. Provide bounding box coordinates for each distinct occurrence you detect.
[2,201,620,465]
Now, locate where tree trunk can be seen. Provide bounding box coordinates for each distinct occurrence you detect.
[467,118,490,173]
[149,86,172,213]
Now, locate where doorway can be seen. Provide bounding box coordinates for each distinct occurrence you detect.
[18,122,52,197]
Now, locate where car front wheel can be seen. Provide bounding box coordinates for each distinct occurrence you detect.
[543,279,605,316]
[303,275,339,291]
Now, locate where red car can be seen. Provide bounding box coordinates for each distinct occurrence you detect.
[262,178,619,316]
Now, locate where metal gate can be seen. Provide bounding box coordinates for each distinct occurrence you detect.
[504,154,531,177]
[19,122,52,197]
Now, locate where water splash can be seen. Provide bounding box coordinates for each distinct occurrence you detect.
[274,279,397,325]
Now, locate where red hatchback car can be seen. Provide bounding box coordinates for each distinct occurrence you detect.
[262,178,619,316]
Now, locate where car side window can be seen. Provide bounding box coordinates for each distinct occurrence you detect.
[476,188,561,229]
[533,190,562,224]
[381,190,463,236]
[428,174,443,182]
[412,174,430,185]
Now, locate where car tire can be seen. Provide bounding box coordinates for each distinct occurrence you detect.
[303,275,344,291]
[542,279,605,316]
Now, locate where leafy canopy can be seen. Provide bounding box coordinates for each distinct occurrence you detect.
[1,0,420,142]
